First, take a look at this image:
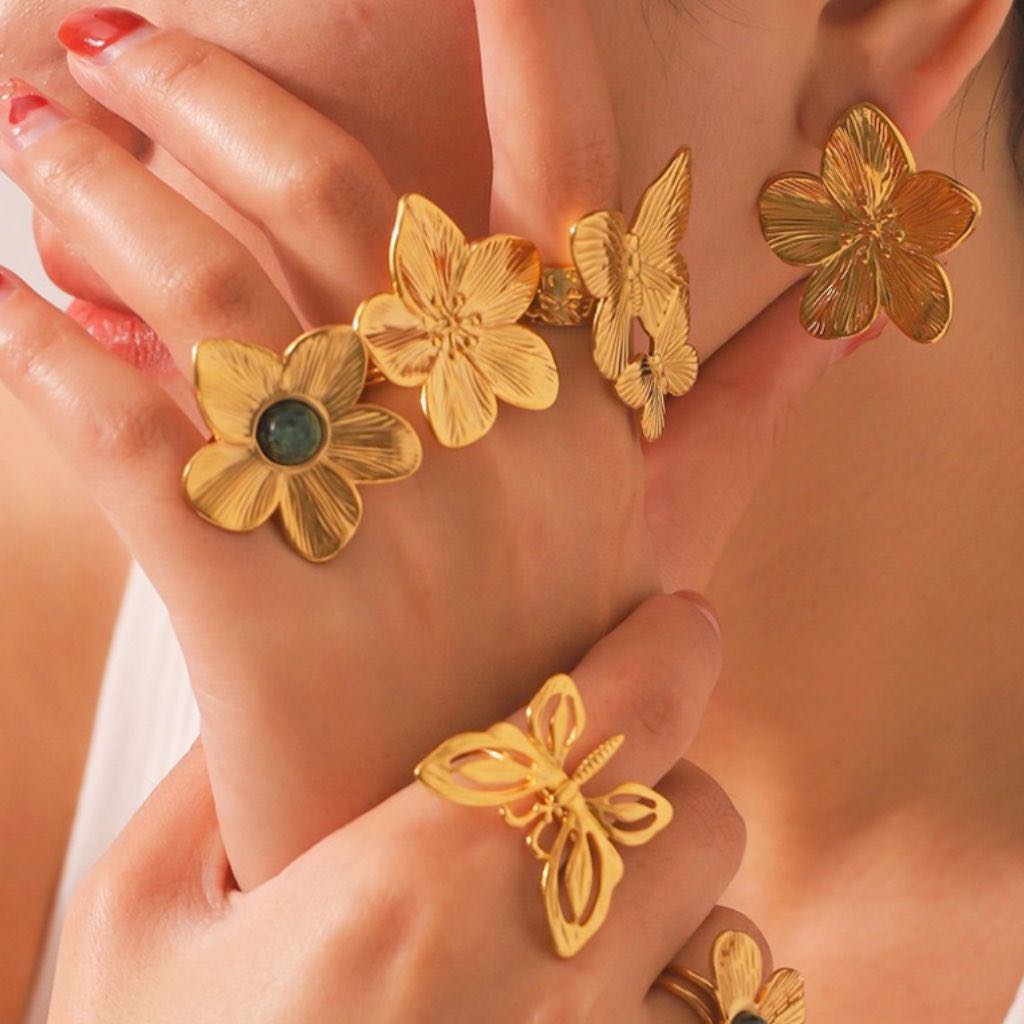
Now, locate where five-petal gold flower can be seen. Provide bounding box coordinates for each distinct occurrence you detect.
[759,103,980,342]
[184,325,422,563]
[708,931,805,1024]
[659,930,805,1024]
[354,194,558,448]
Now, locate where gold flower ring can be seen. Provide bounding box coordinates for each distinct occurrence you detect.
[415,673,673,958]
[354,194,559,449]
[183,325,422,563]
[657,930,806,1024]
[758,102,981,343]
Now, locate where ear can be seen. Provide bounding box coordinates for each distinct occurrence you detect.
[800,0,1013,145]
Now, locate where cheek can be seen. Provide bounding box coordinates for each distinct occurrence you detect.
[156,0,493,234]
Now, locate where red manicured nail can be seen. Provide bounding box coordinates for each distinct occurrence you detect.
[58,8,154,62]
[0,79,68,151]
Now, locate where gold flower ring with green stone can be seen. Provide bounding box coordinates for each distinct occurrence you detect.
[183,324,422,563]
[657,931,806,1024]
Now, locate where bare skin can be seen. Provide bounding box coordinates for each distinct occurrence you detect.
[1,1,1022,1020]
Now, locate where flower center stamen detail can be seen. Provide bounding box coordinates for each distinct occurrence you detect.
[428,297,482,360]
[256,398,325,466]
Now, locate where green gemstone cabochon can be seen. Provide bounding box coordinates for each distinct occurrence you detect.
[733,1013,767,1024]
[256,399,324,466]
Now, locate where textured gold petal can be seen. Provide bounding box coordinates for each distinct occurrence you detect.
[654,287,699,398]
[759,172,849,266]
[183,442,281,531]
[328,405,422,483]
[278,460,363,562]
[800,242,880,339]
[570,209,628,300]
[193,339,282,442]
[355,292,437,387]
[422,352,498,448]
[891,170,981,257]
[391,193,468,320]
[821,103,913,219]
[879,249,952,343]
[713,931,764,1016]
[633,147,691,266]
[615,357,666,441]
[757,968,807,1024]
[470,324,558,411]
[281,325,366,422]
[592,291,635,381]
[634,148,690,335]
[459,235,542,324]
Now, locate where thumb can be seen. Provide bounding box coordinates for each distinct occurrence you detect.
[645,281,885,590]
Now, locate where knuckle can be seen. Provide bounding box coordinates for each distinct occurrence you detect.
[136,33,219,107]
[164,244,262,326]
[619,595,720,746]
[28,131,111,203]
[80,391,183,469]
[269,141,391,233]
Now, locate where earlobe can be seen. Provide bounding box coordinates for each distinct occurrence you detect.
[799,0,1013,146]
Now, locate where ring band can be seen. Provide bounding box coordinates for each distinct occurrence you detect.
[656,930,806,1023]
[415,673,673,958]
[523,265,595,326]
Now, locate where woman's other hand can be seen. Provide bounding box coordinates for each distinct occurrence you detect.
[49,594,769,1024]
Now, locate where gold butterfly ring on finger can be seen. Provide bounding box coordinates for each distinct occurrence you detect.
[557,147,699,441]
[415,673,673,958]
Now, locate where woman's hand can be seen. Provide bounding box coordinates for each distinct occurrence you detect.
[0,1,861,890]
[48,594,769,1024]
[0,4,656,888]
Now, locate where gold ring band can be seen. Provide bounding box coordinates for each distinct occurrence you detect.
[523,265,595,326]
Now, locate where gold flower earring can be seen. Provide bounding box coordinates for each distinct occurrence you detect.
[758,102,981,343]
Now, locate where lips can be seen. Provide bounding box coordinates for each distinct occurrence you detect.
[67,299,176,377]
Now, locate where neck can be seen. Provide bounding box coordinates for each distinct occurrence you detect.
[697,32,1024,869]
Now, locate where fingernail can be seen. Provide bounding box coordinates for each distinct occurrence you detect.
[674,590,722,640]
[830,317,887,364]
[0,79,69,152]
[58,8,156,64]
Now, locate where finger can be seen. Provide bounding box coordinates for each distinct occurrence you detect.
[586,761,747,1005]
[0,269,206,563]
[647,908,773,1024]
[474,0,619,258]
[566,591,723,788]
[58,8,396,322]
[646,281,886,589]
[0,77,300,376]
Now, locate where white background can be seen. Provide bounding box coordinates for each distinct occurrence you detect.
[0,177,67,303]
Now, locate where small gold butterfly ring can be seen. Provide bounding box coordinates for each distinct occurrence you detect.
[523,266,595,327]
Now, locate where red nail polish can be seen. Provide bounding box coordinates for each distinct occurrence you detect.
[0,79,67,151]
[58,8,152,60]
